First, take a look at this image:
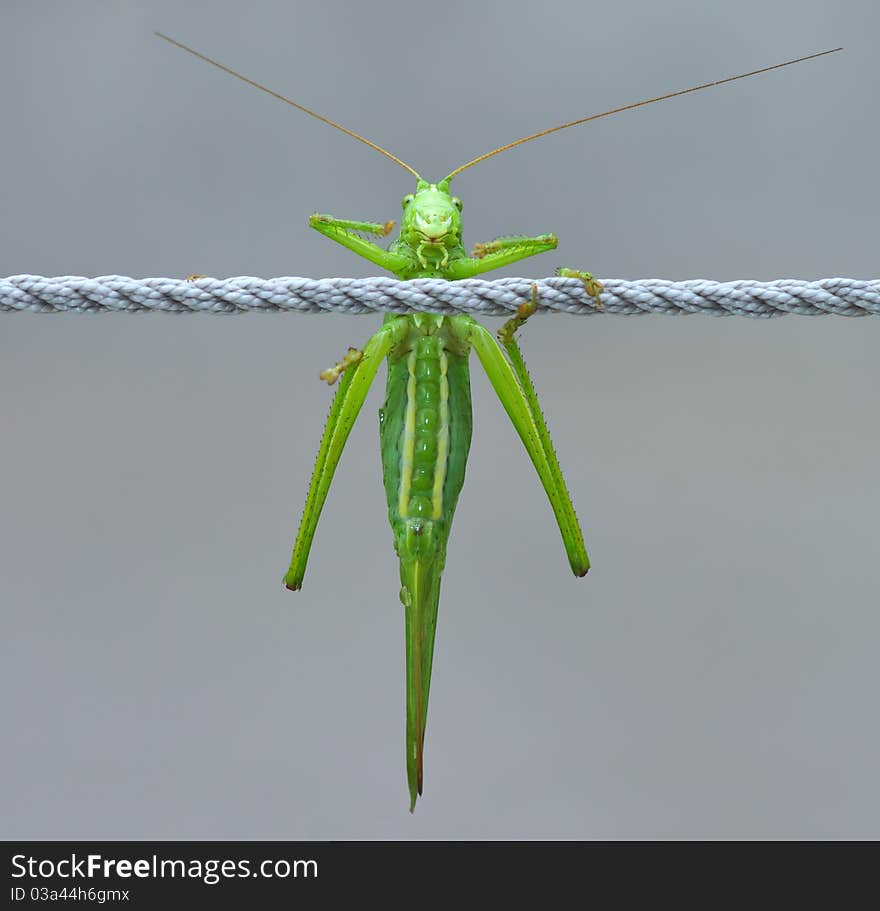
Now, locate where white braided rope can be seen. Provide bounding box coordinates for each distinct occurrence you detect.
[1,275,878,317]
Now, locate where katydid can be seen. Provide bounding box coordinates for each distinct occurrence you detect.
[156,34,841,811]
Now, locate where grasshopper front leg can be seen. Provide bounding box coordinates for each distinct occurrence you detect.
[444,233,603,307]
[444,232,558,278]
[309,213,414,274]
[284,316,408,590]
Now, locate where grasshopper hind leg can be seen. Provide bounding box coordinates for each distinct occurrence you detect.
[467,285,591,577]
[283,318,408,591]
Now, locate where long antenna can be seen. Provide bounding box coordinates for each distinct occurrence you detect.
[155,32,421,179]
[444,47,842,181]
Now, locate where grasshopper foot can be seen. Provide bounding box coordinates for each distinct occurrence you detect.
[319,346,363,385]
[557,267,604,309]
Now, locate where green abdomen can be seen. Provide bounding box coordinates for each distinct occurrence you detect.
[380,326,473,559]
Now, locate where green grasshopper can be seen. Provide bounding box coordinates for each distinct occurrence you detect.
[157,34,840,811]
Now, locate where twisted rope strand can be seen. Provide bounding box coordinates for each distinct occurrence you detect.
[1,275,878,317]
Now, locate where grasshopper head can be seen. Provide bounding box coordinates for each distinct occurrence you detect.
[400,179,462,264]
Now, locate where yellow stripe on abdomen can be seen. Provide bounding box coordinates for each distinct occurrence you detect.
[431,352,449,519]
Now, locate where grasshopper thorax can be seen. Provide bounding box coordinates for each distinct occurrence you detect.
[400,179,463,268]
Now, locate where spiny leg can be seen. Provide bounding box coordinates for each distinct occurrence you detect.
[470,233,557,259]
[557,267,604,309]
[284,317,409,590]
[467,314,589,577]
[310,214,396,238]
[494,286,589,574]
[309,213,412,274]
[443,233,558,279]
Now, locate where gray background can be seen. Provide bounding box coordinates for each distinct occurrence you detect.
[2,0,877,838]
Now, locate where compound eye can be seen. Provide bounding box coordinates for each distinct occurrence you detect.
[402,194,414,209]
[452,196,462,211]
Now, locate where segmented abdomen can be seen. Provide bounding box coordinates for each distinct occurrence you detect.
[380,321,473,551]
[399,335,449,520]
